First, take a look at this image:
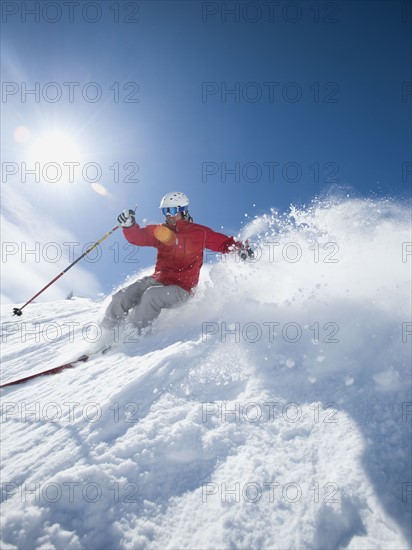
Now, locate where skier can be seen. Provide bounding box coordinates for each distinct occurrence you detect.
[101,192,253,338]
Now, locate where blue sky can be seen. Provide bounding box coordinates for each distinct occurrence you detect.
[1,0,411,303]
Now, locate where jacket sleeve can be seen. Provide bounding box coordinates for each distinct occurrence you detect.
[122,224,160,247]
[203,226,241,253]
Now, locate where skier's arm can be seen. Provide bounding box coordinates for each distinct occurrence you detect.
[203,225,253,259]
[203,226,240,253]
[116,209,160,247]
[123,223,160,247]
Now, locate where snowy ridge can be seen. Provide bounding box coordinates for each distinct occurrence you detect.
[1,198,411,549]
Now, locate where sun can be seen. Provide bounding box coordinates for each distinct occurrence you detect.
[28,131,82,166]
[25,129,109,196]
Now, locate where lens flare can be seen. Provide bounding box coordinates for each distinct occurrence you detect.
[13,126,31,143]
[91,182,108,196]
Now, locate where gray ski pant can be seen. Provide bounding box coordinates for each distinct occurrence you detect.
[102,276,190,330]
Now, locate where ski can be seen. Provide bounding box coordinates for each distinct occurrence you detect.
[0,347,111,389]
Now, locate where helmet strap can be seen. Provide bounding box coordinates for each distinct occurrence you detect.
[182,211,193,222]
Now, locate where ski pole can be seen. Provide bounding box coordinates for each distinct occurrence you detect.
[12,225,119,316]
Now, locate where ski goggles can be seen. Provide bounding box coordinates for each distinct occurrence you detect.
[161,206,187,216]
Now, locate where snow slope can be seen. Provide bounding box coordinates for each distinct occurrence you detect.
[1,198,411,549]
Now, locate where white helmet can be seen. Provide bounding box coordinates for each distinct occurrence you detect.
[159,191,189,210]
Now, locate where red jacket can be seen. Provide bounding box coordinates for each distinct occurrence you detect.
[123,219,239,292]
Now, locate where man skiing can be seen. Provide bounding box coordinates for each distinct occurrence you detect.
[101,191,252,335]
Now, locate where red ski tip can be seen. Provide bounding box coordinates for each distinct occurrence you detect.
[0,354,90,389]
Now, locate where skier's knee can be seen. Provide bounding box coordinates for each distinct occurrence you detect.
[140,287,163,310]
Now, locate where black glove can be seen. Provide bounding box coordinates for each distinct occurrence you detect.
[238,241,254,261]
[117,209,136,228]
